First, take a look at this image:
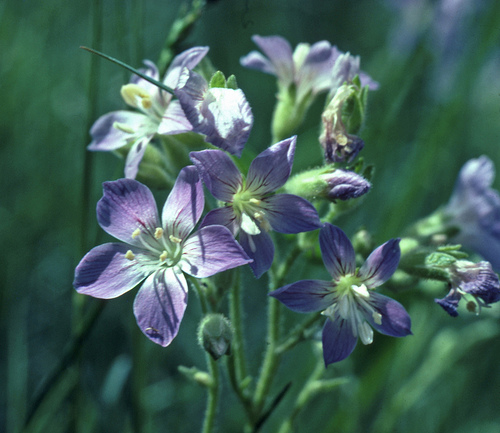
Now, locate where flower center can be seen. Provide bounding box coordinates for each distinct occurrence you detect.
[120,84,165,120]
[232,187,270,235]
[128,226,183,267]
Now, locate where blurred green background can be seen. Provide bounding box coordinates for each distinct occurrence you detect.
[2,0,500,432]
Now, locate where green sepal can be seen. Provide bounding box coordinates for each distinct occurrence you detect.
[209,70,227,88]
[226,74,238,89]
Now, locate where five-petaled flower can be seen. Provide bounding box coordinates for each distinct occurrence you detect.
[442,156,500,271]
[73,166,252,347]
[435,260,500,317]
[190,136,322,278]
[88,47,209,179]
[270,223,412,365]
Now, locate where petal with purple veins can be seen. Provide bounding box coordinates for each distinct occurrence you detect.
[162,166,204,241]
[269,279,335,313]
[364,292,412,337]
[180,225,251,278]
[200,207,239,235]
[74,243,155,299]
[322,317,358,366]
[124,135,152,179]
[97,179,161,246]
[358,238,401,288]
[319,224,356,280]
[158,100,193,135]
[239,230,274,278]
[264,194,322,234]
[246,136,296,194]
[133,268,188,347]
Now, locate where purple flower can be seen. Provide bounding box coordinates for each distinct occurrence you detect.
[443,156,500,270]
[88,47,209,179]
[325,169,371,201]
[270,224,412,365]
[240,35,378,104]
[435,260,500,317]
[174,68,253,157]
[190,136,322,278]
[73,166,251,347]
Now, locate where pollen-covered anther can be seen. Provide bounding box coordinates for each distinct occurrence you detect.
[372,311,382,325]
[141,97,152,110]
[466,300,477,314]
[169,235,182,243]
[121,84,151,108]
[154,227,164,239]
[125,250,135,260]
[336,133,348,146]
[113,121,136,134]
[132,228,142,239]
[159,250,168,262]
[249,198,261,206]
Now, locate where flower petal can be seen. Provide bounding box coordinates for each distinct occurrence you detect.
[239,230,274,278]
[162,165,204,241]
[319,224,356,280]
[133,268,188,347]
[239,51,275,75]
[180,225,251,277]
[248,35,295,86]
[158,100,193,135]
[124,135,151,179]
[97,179,161,246]
[264,194,322,234]
[364,292,412,337]
[269,279,335,313]
[73,243,155,299]
[246,136,296,195]
[322,317,358,366]
[200,207,239,235]
[190,149,242,201]
[358,238,401,288]
[88,111,156,151]
[164,46,209,90]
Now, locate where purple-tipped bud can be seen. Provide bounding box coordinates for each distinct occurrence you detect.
[325,169,371,201]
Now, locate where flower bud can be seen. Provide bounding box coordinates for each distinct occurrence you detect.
[197,314,233,360]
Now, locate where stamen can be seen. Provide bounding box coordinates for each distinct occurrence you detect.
[169,235,182,244]
[358,321,374,345]
[141,97,152,109]
[125,250,135,260]
[249,198,261,205]
[336,133,348,146]
[372,311,382,325]
[113,121,136,134]
[132,228,142,239]
[154,228,164,239]
[159,251,168,262]
[121,84,150,108]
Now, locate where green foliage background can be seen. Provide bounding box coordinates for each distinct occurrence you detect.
[2,0,500,432]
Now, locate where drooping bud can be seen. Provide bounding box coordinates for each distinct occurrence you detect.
[197,314,233,360]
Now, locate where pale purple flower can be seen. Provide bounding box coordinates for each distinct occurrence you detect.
[73,166,251,347]
[190,136,322,278]
[443,156,500,270]
[435,260,500,317]
[240,35,378,104]
[270,224,412,365]
[88,47,209,179]
[174,68,253,157]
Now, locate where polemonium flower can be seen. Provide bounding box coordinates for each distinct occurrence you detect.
[174,68,253,157]
[73,166,251,347]
[435,260,500,317]
[190,136,322,278]
[88,47,208,178]
[270,223,412,365]
[442,156,500,270]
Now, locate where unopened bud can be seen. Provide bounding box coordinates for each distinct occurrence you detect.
[197,314,233,360]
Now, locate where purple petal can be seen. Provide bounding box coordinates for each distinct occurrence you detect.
[246,136,296,195]
[322,317,358,366]
[180,225,251,277]
[435,292,460,317]
[190,150,242,202]
[240,51,275,75]
[158,100,193,135]
[239,230,274,278]
[97,179,161,246]
[175,68,208,127]
[88,111,155,151]
[319,224,356,280]
[264,194,322,234]
[364,292,412,337]
[249,35,294,85]
[358,239,401,288]
[130,60,161,101]
[124,136,151,179]
[73,243,155,299]
[200,207,239,235]
[269,279,335,313]
[133,268,188,347]
[164,46,209,90]
[162,165,204,241]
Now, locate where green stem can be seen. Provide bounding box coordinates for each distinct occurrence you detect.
[202,354,220,433]
[275,313,323,356]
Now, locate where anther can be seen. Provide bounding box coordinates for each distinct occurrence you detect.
[125,250,135,261]
[113,121,136,134]
[132,228,142,238]
[169,235,182,243]
[159,251,168,262]
[154,228,164,239]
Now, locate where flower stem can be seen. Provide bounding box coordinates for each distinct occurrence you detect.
[201,350,220,433]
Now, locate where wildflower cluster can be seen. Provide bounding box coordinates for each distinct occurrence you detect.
[73,29,500,432]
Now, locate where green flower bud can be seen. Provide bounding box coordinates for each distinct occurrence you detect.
[197,314,233,360]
